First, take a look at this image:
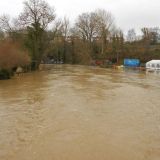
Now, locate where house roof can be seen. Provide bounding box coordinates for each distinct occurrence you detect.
[146,60,160,64]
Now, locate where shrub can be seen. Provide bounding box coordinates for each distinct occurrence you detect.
[0,40,30,69]
[0,40,30,79]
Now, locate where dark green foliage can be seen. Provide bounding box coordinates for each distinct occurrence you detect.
[25,23,47,70]
[0,69,13,80]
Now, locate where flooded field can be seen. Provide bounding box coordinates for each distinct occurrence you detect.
[0,65,160,160]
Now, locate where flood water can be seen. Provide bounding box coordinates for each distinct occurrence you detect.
[0,65,160,160]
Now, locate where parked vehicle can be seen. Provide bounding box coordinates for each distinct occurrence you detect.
[146,60,160,70]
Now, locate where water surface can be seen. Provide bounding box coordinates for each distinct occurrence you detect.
[0,65,160,160]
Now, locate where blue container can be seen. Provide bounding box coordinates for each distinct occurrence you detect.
[124,59,140,67]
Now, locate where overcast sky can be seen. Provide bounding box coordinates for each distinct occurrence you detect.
[0,0,160,34]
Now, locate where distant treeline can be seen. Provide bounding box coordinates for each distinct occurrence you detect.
[0,0,160,78]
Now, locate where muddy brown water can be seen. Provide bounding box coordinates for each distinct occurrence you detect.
[0,65,160,160]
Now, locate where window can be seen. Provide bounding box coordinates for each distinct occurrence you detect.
[152,64,155,68]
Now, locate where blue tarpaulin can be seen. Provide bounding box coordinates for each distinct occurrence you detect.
[124,59,140,67]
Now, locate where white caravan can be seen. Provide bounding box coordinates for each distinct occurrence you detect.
[146,60,160,70]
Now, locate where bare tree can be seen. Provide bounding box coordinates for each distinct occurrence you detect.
[127,29,136,42]
[0,15,12,32]
[52,19,63,39]
[18,0,56,70]
[0,15,23,41]
[141,28,150,41]
[19,0,55,29]
[111,28,124,63]
[46,18,63,63]
[95,9,115,55]
[96,9,115,35]
[61,17,70,39]
[141,27,160,45]
[73,9,115,61]
[61,17,70,63]
[75,12,98,42]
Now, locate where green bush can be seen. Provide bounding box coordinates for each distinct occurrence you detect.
[0,69,12,80]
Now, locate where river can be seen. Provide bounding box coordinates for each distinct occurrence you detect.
[0,65,160,160]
